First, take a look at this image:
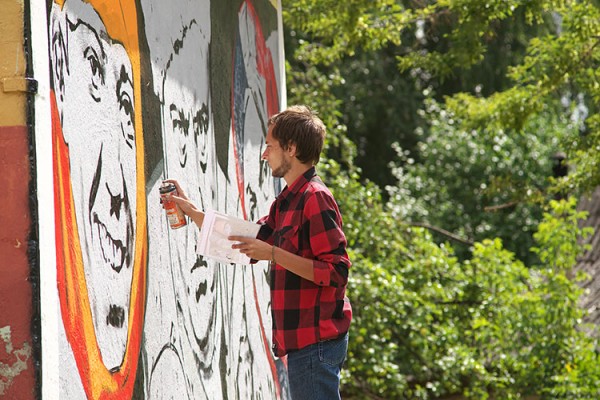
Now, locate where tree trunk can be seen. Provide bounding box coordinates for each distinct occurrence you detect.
[576,187,600,327]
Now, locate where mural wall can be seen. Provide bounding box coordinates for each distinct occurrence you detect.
[46,0,287,398]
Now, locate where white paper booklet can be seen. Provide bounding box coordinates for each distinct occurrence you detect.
[197,209,260,265]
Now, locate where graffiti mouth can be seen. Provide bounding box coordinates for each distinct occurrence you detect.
[87,151,134,274]
[93,212,128,273]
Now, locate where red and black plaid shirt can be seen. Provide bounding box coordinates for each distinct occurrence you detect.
[257,167,352,357]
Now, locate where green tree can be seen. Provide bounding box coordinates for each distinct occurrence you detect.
[387,99,577,263]
[341,196,599,399]
[282,0,600,397]
[283,1,574,190]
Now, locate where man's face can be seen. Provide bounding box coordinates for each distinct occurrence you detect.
[53,3,136,370]
[263,125,292,179]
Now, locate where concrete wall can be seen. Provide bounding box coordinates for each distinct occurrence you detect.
[1,0,288,398]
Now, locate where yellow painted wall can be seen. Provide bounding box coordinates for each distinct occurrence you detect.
[0,0,26,126]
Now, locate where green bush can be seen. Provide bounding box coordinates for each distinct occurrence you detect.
[339,196,599,399]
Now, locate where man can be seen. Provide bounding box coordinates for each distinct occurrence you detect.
[166,105,352,399]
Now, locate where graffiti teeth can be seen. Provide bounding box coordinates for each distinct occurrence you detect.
[94,213,126,273]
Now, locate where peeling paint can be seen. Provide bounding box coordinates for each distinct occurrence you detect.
[0,326,32,396]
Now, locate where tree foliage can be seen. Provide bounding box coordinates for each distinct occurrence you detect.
[387,99,576,263]
[285,0,599,190]
[341,193,600,398]
[282,0,600,397]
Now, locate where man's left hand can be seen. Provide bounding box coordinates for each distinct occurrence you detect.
[229,236,272,261]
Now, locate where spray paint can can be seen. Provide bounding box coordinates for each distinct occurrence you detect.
[159,182,187,229]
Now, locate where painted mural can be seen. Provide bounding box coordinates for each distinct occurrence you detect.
[47,0,286,398]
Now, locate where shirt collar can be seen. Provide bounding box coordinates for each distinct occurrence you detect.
[278,166,317,202]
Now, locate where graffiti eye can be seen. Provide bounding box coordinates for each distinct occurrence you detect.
[119,92,134,148]
[117,65,135,148]
[171,113,184,135]
[192,104,209,147]
[84,46,104,101]
[170,106,189,137]
[199,103,209,134]
[88,55,99,76]
[119,92,133,119]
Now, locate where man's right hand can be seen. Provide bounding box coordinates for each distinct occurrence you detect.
[162,179,205,227]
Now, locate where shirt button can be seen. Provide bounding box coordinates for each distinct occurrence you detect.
[320,281,324,284]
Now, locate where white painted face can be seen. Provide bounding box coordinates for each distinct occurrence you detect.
[161,21,218,356]
[237,2,275,221]
[163,28,210,180]
[51,2,136,370]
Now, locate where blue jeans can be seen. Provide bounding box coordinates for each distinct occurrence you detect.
[287,333,348,400]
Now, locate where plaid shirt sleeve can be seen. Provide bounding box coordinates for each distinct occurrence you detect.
[304,189,351,288]
[256,202,276,245]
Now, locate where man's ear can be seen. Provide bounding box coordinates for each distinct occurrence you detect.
[287,143,297,157]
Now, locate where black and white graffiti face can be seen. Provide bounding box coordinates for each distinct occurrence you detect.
[51,1,136,370]
[161,20,218,357]
[165,70,210,176]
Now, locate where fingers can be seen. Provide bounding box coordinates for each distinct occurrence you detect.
[230,242,256,259]
[169,194,184,203]
[161,193,181,206]
[173,197,197,216]
[229,237,248,248]
[159,178,194,211]
[228,235,247,242]
[229,237,269,260]
[163,179,187,198]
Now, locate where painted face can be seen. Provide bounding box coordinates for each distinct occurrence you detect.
[54,3,136,370]
[263,125,291,179]
[161,21,218,357]
[164,81,209,174]
[232,1,278,220]
[242,90,274,220]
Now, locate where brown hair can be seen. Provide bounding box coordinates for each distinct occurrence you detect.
[268,105,325,165]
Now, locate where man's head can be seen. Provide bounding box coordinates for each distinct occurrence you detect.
[267,105,326,166]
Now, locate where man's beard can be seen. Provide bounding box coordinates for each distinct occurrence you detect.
[271,157,291,178]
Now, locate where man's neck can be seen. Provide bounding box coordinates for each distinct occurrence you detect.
[283,163,313,187]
